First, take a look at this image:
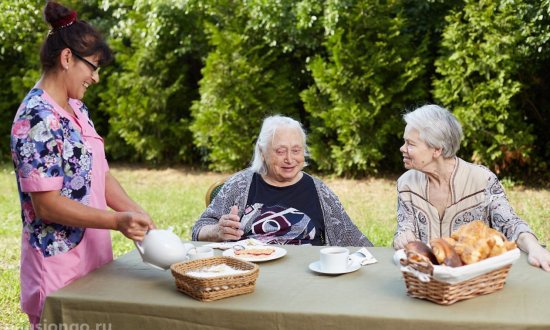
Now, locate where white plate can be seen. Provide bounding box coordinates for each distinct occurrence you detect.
[308,260,361,275]
[204,238,266,250]
[223,246,287,262]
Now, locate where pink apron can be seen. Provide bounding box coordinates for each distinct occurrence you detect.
[20,97,113,323]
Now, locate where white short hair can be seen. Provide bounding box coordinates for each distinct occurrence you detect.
[403,104,463,158]
[250,115,309,174]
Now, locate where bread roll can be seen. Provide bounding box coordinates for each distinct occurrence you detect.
[405,241,439,265]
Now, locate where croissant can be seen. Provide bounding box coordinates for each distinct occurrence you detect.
[441,236,457,247]
[487,234,517,257]
[430,238,462,267]
[451,221,516,263]
[488,241,508,258]
[456,241,490,265]
[505,241,517,251]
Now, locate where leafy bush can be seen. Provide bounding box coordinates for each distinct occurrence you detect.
[0,1,43,161]
[301,0,430,176]
[100,0,206,163]
[190,0,322,171]
[433,0,549,178]
[2,0,550,181]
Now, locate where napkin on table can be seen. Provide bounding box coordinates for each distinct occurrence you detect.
[350,247,378,266]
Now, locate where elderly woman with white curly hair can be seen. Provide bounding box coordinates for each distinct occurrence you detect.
[192,115,372,247]
[394,104,550,271]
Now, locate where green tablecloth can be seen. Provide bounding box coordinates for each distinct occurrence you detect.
[40,246,550,330]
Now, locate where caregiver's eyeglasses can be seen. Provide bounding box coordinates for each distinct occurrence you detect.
[71,50,100,74]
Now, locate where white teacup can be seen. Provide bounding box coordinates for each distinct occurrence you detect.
[319,247,350,273]
[187,246,214,260]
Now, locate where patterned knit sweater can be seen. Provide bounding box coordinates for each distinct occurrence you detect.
[394,157,534,247]
[192,169,373,247]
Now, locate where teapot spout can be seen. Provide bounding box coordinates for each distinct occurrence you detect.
[135,228,192,270]
[134,240,145,257]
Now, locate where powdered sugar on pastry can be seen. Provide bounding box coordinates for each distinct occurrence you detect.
[186,264,248,278]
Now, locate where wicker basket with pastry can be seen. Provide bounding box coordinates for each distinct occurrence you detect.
[397,220,521,305]
[402,220,518,270]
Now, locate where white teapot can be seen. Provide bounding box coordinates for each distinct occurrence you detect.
[135,227,194,270]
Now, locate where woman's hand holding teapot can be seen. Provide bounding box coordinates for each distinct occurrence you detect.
[115,211,155,241]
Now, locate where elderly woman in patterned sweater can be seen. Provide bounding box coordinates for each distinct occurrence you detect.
[192,115,372,247]
[393,104,550,271]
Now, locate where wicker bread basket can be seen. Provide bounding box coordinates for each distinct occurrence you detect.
[402,264,513,305]
[170,256,259,301]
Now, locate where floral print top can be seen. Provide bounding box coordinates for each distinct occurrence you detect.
[11,88,104,257]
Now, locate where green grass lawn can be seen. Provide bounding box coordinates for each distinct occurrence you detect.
[1,163,549,328]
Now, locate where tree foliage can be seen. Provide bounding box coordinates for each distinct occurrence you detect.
[301,0,429,175]
[98,0,207,163]
[0,0,43,160]
[433,0,548,177]
[2,0,550,182]
[190,0,323,171]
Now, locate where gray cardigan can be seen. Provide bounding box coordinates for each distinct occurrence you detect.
[192,169,373,247]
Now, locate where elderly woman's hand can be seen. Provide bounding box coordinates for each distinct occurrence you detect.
[393,230,417,250]
[518,232,550,272]
[527,244,550,272]
[216,206,244,241]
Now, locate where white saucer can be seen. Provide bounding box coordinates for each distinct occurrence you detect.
[308,260,361,275]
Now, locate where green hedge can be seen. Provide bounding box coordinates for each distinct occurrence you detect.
[1,0,549,181]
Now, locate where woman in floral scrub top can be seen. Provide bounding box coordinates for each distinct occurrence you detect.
[10,2,155,327]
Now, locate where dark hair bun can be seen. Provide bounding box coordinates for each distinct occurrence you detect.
[40,1,113,71]
[43,1,74,28]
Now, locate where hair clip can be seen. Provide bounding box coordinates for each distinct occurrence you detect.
[51,10,77,30]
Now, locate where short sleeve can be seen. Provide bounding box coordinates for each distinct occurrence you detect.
[11,100,64,193]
